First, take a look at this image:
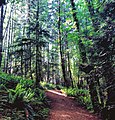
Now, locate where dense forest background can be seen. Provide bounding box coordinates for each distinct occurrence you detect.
[0,0,115,120]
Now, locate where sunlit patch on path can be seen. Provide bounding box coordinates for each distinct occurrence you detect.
[46,90,100,120]
[47,90,67,97]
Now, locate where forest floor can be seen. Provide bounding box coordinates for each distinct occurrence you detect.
[46,90,100,120]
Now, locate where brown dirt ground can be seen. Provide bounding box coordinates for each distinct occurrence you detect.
[46,90,101,120]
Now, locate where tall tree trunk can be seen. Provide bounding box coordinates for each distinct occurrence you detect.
[3,5,13,72]
[35,0,41,87]
[70,0,87,63]
[70,0,100,113]
[6,19,11,73]
[9,11,13,74]
[0,5,4,68]
[47,43,50,83]
[24,44,27,77]
[58,0,69,88]
[67,52,73,87]
[103,60,115,120]
[66,40,73,87]
[27,0,32,79]
[20,41,23,76]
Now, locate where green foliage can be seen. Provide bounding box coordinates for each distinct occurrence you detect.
[62,87,78,97]
[41,82,63,90]
[0,72,34,89]
[75,89,93,110]
[62,87,93,110]
[0,72,49,120]
[41,82,56,90]
[8,84,34,104]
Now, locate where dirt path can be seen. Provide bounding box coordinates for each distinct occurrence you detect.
[46,90,100,120]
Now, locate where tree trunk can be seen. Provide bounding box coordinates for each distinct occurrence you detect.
[104,61,115,120]
[0,5,4,68]
[70,0,87,63]
[70,0,100,113]
[66,41,73,88]
[35,0,41,87]
[47,43,50,83]
[87,75,100,113]
[27,0,32,79]
[58,0,69,88]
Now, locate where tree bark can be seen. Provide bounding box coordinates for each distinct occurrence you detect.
[35,0,41,87]
[87,76,100,113]
[66,40,73,88]
[0,5,4,68]
[70,0,87,63]
[58,0,69,88]
[70,0,100,113]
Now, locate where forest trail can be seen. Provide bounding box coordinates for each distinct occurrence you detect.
[46,90,100,120]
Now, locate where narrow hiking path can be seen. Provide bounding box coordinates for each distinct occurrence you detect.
[46,90,100,120]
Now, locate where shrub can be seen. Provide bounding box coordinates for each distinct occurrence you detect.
[0,72,34,89]
[40,82,56,90]
[0,72,49,120]
[41,81,63,90]
[62,87,93,110]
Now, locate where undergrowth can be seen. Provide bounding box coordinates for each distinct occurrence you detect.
[62,87,93,110]
[0,72,49,120]
[40,81,63,90]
